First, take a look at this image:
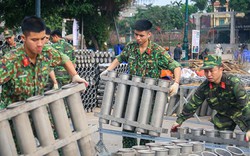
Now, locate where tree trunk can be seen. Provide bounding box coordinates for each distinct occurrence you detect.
[91,35,99,51]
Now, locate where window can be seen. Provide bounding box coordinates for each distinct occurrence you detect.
[219,19,225,25]
[218,7,226,12]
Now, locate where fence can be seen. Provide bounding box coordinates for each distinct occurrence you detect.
[0,83,96,156]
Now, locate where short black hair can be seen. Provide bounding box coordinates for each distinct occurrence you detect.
[21,16,46,35]
[46,27,51,35]
[50,30,62,38]
[134,19,152,31]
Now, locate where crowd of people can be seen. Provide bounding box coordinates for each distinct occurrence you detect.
[0,16,249,150]
[234,43,250,63]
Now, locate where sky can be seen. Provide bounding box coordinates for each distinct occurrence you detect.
[137,0,191,6]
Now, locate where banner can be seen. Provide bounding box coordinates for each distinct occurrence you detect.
[73,19,79,47]
[191,30,200,53]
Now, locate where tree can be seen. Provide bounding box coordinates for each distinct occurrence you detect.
[191,0,208,11]
[121,4,198,32]
[0,0,136,50]
[116,3,198,46]
[229,0,250,13]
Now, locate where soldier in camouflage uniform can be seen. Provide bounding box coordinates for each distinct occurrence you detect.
[101,19,182,148]
[0,30,22,57]
[0,16,88,109]
[50,30,76,88]
[45,27,52,45]
[171,55,250,141]
[44,27,59,90]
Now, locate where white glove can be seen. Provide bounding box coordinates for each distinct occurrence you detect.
[169,82,179,96]
[246,130,250,142]
[53,83,59,90]
[72,75,89,87]
[100,70,109,77]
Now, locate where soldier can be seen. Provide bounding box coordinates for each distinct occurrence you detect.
[100,19,182,148]
[171,55,250,141]
[45,27,52,45]
[45,27,60,89]
[1,29,22,57]
[44,27,59,90]
[50,29,76,88]
[0,16,88,109]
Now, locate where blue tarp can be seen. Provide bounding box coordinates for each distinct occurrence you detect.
[114,44,124,56]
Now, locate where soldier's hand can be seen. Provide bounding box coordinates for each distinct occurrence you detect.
[53,83,59,90]
[72,75,89,87]
[245,130,250,142]
[169,82,179,96]
[171,122,181,132]
[100,70,109,77]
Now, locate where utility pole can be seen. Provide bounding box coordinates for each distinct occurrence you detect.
[183,0,189,60]
[35,0,41,17]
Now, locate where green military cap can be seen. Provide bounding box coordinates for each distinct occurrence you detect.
[201,54,222,69]
[4,30,13,38]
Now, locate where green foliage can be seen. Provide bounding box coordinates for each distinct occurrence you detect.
[134,5,184,30]
[82,13,110,50]
[43,14,63,31]
[191,0,208,11]
[229,0,250,13]
[180,3,198,17]
[206,5,213,12]
[0,0,133,50]
[0,0,34,28]
[118,3,198,33]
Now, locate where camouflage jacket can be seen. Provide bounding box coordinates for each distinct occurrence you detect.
[0,45,70,108]
[116,40,181,78]
[0,42,22,57]
[52,39,75,72]
[177,73,250,131]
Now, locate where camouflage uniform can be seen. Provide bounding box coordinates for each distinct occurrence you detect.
[0,29,22,58]
[52,39,75,86]
[176,55,250,132]
[117,41,181,78]
[0,45,70,109]
[117,40,181,148]
[1,42,23,57]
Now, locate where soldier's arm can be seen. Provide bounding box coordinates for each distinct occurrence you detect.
[48,45,80,78]
[49,70,58,86]
[106,58,120,71]
[158,50,181,81]
[62,61,78,76]
[232,77,250,131]
[232,77,248,107]
[176,85,206,124]
[0,57,15,84]
[68,44,76,64]
[116,42,130,63]
[106,42,131,71]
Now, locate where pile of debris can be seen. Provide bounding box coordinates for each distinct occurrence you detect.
[187,59,250,75]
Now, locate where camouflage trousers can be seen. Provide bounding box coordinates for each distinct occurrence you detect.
[212,113,248,132]
[122,129,152,148]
